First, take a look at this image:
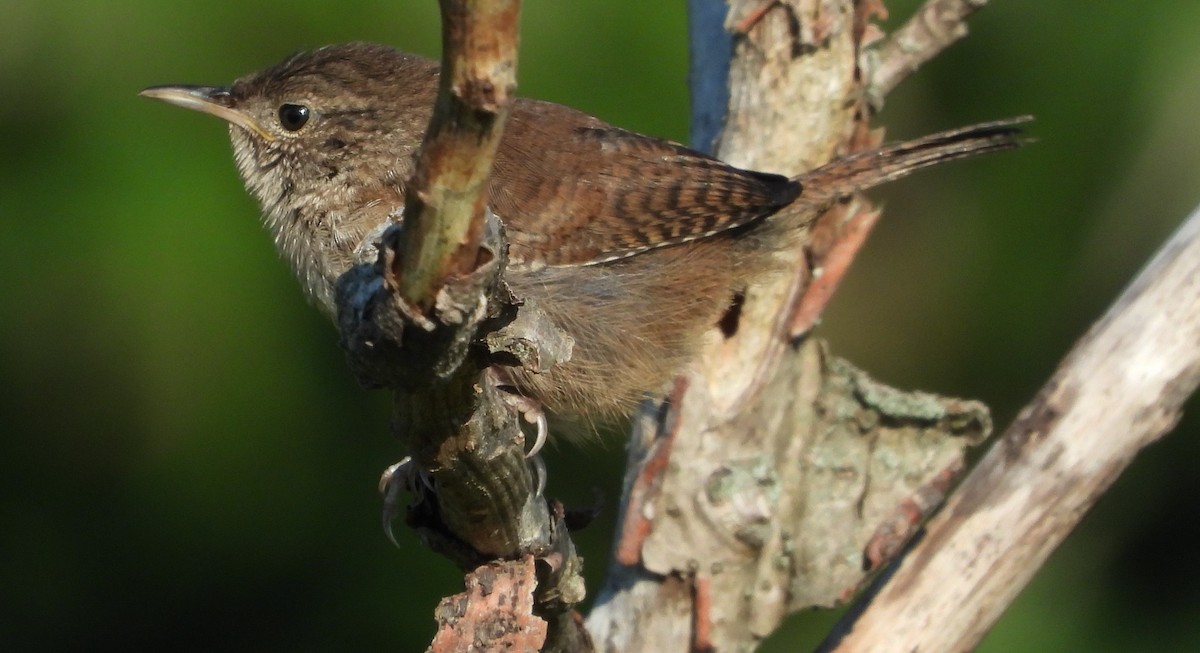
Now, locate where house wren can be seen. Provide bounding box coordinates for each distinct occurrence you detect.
[141,42,1025,431]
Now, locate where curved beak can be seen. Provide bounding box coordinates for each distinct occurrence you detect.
[139,85,274,141]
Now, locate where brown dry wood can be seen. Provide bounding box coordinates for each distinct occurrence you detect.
[429,557,548,652]
[395,0,521,307]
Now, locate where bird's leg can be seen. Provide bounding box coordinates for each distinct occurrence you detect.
[484,367,549,458]
[487,368,549,495]
[500,390,548,459]
[378,376,550,546]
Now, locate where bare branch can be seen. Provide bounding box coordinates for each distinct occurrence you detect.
[868,0,989,102]
[588,1,1022,650]
[828,203,1200,651]
[395,0,521,308]
[336,2,592,650]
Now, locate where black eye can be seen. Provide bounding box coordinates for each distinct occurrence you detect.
[278,103,310,131]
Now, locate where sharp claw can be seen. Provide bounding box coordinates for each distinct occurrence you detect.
[493,383,550,458]
[529,454,547,498]
[379,458,409,495]
[525,409,548,459]
[379,457,413,548]
[498,392,548,493]
[383,515,400,548]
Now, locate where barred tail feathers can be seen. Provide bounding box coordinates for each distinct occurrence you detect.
[795,116,1032,205]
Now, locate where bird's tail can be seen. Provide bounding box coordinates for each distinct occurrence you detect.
[794,116,1032,205]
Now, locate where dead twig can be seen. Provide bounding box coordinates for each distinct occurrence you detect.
[827,203,1200,651]
[868,0,989,103]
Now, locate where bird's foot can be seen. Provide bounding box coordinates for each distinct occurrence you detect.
[497,391,548,496]
[378,456,433,547]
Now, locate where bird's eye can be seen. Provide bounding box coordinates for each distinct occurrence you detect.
[278,103,310,131]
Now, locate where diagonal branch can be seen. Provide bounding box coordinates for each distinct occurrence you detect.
[825,202,1200,651]
[868,0,989,102]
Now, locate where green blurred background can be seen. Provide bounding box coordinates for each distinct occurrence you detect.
[2,1,1198,650]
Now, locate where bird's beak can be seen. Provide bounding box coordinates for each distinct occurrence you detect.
[139,85,275,141]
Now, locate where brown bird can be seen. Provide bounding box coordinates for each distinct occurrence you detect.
[141,42,1025,434]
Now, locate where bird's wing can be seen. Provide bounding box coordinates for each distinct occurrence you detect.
[491,99,800,268]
